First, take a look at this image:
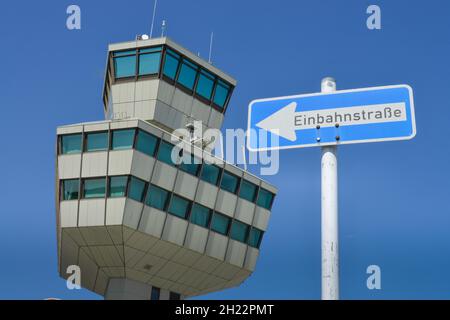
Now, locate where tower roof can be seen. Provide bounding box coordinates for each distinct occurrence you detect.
[108,37,236,85]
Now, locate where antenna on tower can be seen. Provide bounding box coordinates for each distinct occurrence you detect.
[161,20,167,37]
[208,31,214,64]
[150,0,158,38]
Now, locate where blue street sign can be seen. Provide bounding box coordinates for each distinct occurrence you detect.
[247,85,416,151]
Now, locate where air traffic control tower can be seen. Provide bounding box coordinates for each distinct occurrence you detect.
[55,37,277,299]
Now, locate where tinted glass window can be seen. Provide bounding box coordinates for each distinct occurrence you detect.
[151,287,160,300]
[112,129,135,150]
[239,180,257,202]
[157,141,177,166]
[169,292,181,300]
[114,54,136,78]
[248,227,263,248]
[83,178,106,199]
[86,132,108,152]
[230,220,249,243]
[200,164,220,185]
[163,50,180,80]
[61,134,82,154]
[128,177,146,202]
[257,188,274,209]
[220,171,239,194]
[177,60,197,90]
[189,204,211,228]
[168,195,190,219]
[213,81,230,108]
[145,185,169,210]
[179,154,200,176]
[210,213,230,235]
[135,130,158,157]
[109,176,128,197]
[196,70,214,100]
[139,50,161,75]
[62,179,79,200]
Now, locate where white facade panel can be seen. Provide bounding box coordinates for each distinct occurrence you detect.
[191,99,211,124]
[151,161,177,191]
[83,123,109,132]
[184,224,208,254]
[131,150,155,181]
[110,119,138,130]
[225,239,247,268]
[162,215,188,246]
[253,206,270,231]
[244,247,259,272]
[108,150,133,176]
[134,100,156,120]
[195,181,218,209]
[205,232,228,261]
[153,102,186,131]
[81,152,108,177]
[138,206,166,238]
[122,198,144,229]
[208,109,224,129]
[234,198,255,225]
[173,171,198,200]
[57,125,82,135]
[111,82,136,104]
[105,197,126,225]
[58,154,81,179]
[60,201,78,227]
[112,102,135,119]
[171,88,193,115]
[157,80,175,106]
[215,190,237,218]
[134,79,159,101]
[78,199,106,227]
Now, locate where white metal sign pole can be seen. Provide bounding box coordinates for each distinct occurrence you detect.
[321,77,339,300]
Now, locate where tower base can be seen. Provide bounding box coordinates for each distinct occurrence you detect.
[105,278,180,300]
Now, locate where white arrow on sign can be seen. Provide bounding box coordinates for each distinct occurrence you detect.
[255,101,407,141]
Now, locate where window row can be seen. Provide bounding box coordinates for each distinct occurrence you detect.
[61,176,264,248]
[59,129,275,210]
[151,287,180,300]
[112,45,232,111]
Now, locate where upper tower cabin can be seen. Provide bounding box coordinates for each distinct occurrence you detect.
[102,37,236,133]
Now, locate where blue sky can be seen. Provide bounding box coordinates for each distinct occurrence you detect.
[0,0,449,299]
